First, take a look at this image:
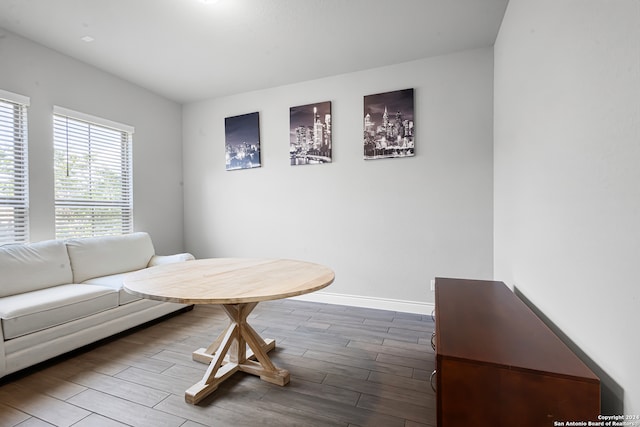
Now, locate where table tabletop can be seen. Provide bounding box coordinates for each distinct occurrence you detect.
[123,258,335,305]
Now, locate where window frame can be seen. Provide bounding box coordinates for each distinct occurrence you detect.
[53,106,134,239]
[0,89,30,245]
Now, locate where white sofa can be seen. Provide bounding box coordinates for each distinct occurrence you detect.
[0,232,194,379]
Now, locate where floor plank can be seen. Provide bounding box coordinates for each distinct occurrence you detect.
[0,382,90,427]
[0,401,31,427]
[67,389,185,427]
[0,300,436,427]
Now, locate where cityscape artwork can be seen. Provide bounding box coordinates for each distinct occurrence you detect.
[289,101,332,165]
[225,112,261,171]
[363,88,414,160]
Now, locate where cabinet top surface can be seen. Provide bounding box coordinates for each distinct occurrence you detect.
[434,277,598,382]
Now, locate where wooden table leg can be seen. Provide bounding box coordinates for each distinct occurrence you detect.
[186,302,290,404]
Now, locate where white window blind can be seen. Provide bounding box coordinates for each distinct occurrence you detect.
[0,89,29,244]
[53,107,134,239]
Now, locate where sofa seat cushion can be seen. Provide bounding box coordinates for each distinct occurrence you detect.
[83,273,141,305]
[0,284,119,340]
[0,240,73,297]
[66,232,156,283]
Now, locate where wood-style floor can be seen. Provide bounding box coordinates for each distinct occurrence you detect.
[0,299,436,427]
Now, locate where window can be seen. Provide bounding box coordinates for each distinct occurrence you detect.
[0,89,29,244]
[53,107,134,239]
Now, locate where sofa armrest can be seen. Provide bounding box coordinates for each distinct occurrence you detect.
[148,253,195,267]
[0,322,6,376]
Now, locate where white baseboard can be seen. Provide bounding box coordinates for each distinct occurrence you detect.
[291,291,435,315]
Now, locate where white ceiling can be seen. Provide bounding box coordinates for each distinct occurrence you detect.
[0,0,509,104]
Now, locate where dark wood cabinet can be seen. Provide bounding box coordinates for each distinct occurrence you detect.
[433,277,600,427]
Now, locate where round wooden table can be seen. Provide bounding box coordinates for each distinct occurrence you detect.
[123,258,335,404]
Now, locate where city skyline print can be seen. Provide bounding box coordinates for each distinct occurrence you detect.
[225,112,261,171]
[363,88,414,160]
[290,101,332,166]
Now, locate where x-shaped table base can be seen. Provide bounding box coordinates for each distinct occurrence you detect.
[185,302,290,404]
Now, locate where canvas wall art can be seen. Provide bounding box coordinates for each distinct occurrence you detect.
[363,88,414,160]
[225,112,261,171]
[289,101,332,165]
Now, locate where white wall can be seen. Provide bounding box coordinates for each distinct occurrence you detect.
[494,0,640,415]
[183,48,494,313]
[0,29,185,254]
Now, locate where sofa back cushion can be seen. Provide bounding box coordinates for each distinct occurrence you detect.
[0,240,73,297]
[66,232,155,283]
